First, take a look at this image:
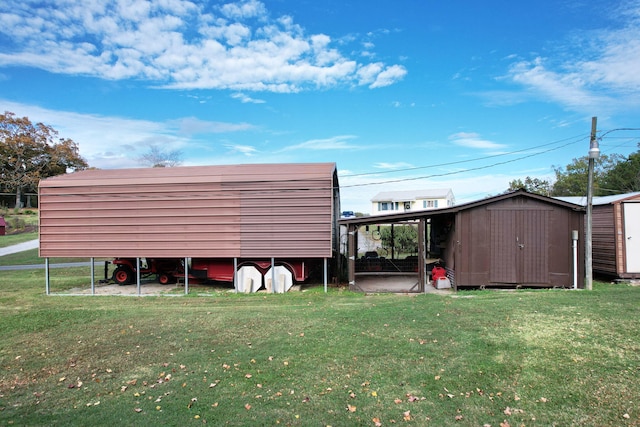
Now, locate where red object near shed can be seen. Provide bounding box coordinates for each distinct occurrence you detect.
[0,217,6,236]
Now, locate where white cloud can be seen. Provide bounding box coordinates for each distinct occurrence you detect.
[508,58,611,112]
[231,92,266,103]
[220,0,266,20]
[507,2,640,112]
[448,132,507,150]
[224,143,259,156]
[169,116,255,134]
[1,99,254,169]
[0,0,405,92]
[281,135,360,151]
[374,162,414,170]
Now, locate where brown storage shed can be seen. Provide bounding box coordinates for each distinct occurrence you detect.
[340,190,585,291]
[39,163,340,260]
[453,191,584,289]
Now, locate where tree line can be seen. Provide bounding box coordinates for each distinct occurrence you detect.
[1,111,184,209]
[508,148,640,197]
[0,111,88,208]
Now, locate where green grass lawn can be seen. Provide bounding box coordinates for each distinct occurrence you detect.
[0,231,38,248]
[0,266,638,426]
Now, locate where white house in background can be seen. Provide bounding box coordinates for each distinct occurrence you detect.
[370,189,455,215]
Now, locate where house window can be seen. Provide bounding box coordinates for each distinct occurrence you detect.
[423,200,437,208]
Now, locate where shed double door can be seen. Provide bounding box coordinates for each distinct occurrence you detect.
[489,209,549,285]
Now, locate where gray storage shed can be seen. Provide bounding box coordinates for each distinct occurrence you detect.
[558,192,640,279]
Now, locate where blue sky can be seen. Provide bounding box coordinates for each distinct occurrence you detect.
[1,0,640,213]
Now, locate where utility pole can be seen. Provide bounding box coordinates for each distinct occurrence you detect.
[585,117,599,290]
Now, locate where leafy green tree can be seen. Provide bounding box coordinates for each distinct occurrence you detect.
[550,153,622,197]
[507,177,552,196]
[599,147,640,193]
[380,224,418,256]
[0,111,88,207]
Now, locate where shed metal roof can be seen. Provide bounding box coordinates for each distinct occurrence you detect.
[39,163,338,259]
[555,191,640,206]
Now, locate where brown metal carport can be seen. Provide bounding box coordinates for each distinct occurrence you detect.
[39,163,340,295]
[339,190,585,292]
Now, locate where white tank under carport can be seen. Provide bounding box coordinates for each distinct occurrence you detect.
[265,265,293,293]
[235,265,262,293]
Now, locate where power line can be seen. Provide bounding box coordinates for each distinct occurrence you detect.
[341,135,586,188]
[342,133,588,178]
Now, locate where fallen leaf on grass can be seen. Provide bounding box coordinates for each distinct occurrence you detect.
[347,404,357,412]
[403,410,411,421]
[134,408,142,413]
[244,403,251,410]
[372,417,382,426]
[245,374,253,379]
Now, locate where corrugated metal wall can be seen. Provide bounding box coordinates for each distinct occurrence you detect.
[592,205,617,276]
[39,163,337,259]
